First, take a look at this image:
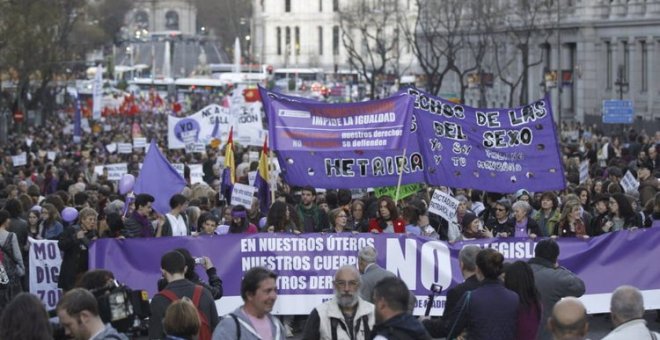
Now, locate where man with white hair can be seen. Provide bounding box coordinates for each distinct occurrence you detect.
[302,265,375,340]
[602,285,660,339]
[357,246,395,304]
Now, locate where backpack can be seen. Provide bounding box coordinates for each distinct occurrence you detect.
[159,285,212,340]
[0,233,22,308]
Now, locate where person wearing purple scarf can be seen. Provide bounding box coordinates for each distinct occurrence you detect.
[512,201,541,238]
[122,193,155,238]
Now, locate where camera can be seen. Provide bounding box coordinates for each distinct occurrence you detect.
[430,283,443,295]
[90,280,151,335]
[194,257,205,265]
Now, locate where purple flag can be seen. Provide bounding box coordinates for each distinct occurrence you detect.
[133,140,186,214]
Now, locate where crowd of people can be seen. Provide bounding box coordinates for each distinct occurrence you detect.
[0,96,658,339]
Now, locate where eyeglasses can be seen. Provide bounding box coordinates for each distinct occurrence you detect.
[334,280,359,288]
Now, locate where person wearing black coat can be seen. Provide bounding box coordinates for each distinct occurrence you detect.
[157,248,223,300]
[371,277,432,340]
[58,208,98,292]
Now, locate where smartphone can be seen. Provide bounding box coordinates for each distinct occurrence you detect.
[430,283,443,294]
[194,257,204,265]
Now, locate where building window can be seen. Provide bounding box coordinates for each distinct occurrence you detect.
[333,25,340,55]
[318,26,323,55]
[641,40,648,92]
[319,0,323,12]
[295,26,300,55]
[333,0,339,11]
[285,0,291,12]
[605,41,611,90]
[165,10,179,30]
[285,26,291,55]
[277,27,282,55]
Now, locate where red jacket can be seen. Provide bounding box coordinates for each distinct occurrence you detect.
[368,217,406,233]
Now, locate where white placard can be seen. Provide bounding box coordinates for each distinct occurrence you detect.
[81,118,91,133]
[428,189,460,223]
[248,151,260,162]
[105,163,128,181]
[185,142,206,154]
[29,238,63,310]
[105,143,117,153]
[579,160,589,184]
[620,170,640,193]
[231,183,256,208]
[12,152,27,167]
[47,151,57,161]
[248,171,257,186]
[94,165,104,176]
[133,137,147,149]
[171,163,185,177]
[117,143,133,154]
[25,138,33,147]
[189,164,204,184]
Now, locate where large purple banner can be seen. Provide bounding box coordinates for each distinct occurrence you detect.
[90,228,660,316]
[410,89,566,193]
[260,88,426,188]
[260,88,565,193]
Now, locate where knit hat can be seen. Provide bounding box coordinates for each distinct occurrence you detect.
[462,213,479,230]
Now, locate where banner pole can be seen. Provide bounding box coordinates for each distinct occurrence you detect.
[269,149,276,204]
[394,148,408,202]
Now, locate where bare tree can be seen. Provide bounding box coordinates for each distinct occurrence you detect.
[492,0,553,106]
[338,0,404,99]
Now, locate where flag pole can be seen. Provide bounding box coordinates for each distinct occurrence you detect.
[394,148,408,202]
[268,148,276,204]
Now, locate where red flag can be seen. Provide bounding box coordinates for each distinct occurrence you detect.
[243,88,260,102]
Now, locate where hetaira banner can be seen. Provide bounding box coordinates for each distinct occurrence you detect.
[90,229,660,316]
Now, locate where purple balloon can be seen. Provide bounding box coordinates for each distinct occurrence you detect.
[61,207,78,223]
[119,174,135,195]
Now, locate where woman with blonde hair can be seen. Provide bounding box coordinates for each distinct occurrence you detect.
[163,299,200,340]
[554,202,587,237]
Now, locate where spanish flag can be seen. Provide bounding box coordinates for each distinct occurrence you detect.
[254,135,271,214]
[220,127,235,202]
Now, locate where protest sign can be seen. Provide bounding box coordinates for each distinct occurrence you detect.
[620,170,640,193]
[117,143,133,154]
[428,189,459,223]
[171,163,185,177]
[374,183,423,200]
[168,104,233,149]
[232,102,267,147]
[105,163,128,181]
[133,137,147,149]
[106,143,117,153]
[189,164,204,184]
[579,160,589,184]
[248,171,257,186]
[47,151,57,161]
[90,228,660,316]
[12,152,27,167]
[231,183,256,207]
[29,238,63,310]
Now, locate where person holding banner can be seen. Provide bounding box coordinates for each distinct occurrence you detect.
[511,201,541,238]
[158,194,191,237]
[196,212,219,236]
[228,205,258,234]
[122,193,155,238]
[324,208,353,234]
[485,199,514,238]
[266,201,300,234]
[456,213,493,241]
[368,196,405,234]
[554,202,588,238]
[296,186,329,233]
[532,192,561,237]
[58,207,99,292]
[602,193,641,233]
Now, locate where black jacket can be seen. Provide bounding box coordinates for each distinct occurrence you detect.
[370,313,431,340]
[422,275,481,338]
[58,225,97,291]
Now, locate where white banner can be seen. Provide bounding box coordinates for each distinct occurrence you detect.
[105,163,128,181]
[231,183,256,207]
[118,143,133,154]
[621,170,640,193]
[168,104,233,149]
[579,160,589,184]
[12,152,27,167]
[29,238,63,311]
[231,102,267,147]
[428,189,459,223]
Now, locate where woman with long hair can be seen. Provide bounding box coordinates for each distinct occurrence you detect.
[348,199,369,232]
[504,261,542,340]
[26,209,42,240]
[265,201,299,233]
[554,201,588,237]
[325,208,351,233]
[39,203,63,240]
[602,193,642,232]
[368,196,405,233]
[575,187,591,213]
[228,205,258,234]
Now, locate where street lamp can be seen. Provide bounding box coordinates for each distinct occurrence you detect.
[614,64,629,100]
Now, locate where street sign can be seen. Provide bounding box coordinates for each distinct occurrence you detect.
[602,99,634,124]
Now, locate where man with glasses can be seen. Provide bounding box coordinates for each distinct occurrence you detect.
[486,198,515,237]
[302,265,375,340]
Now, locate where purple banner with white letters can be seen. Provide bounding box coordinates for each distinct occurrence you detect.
[89,228,660,316]
[260,87,565,193]
[409,88,566,193]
